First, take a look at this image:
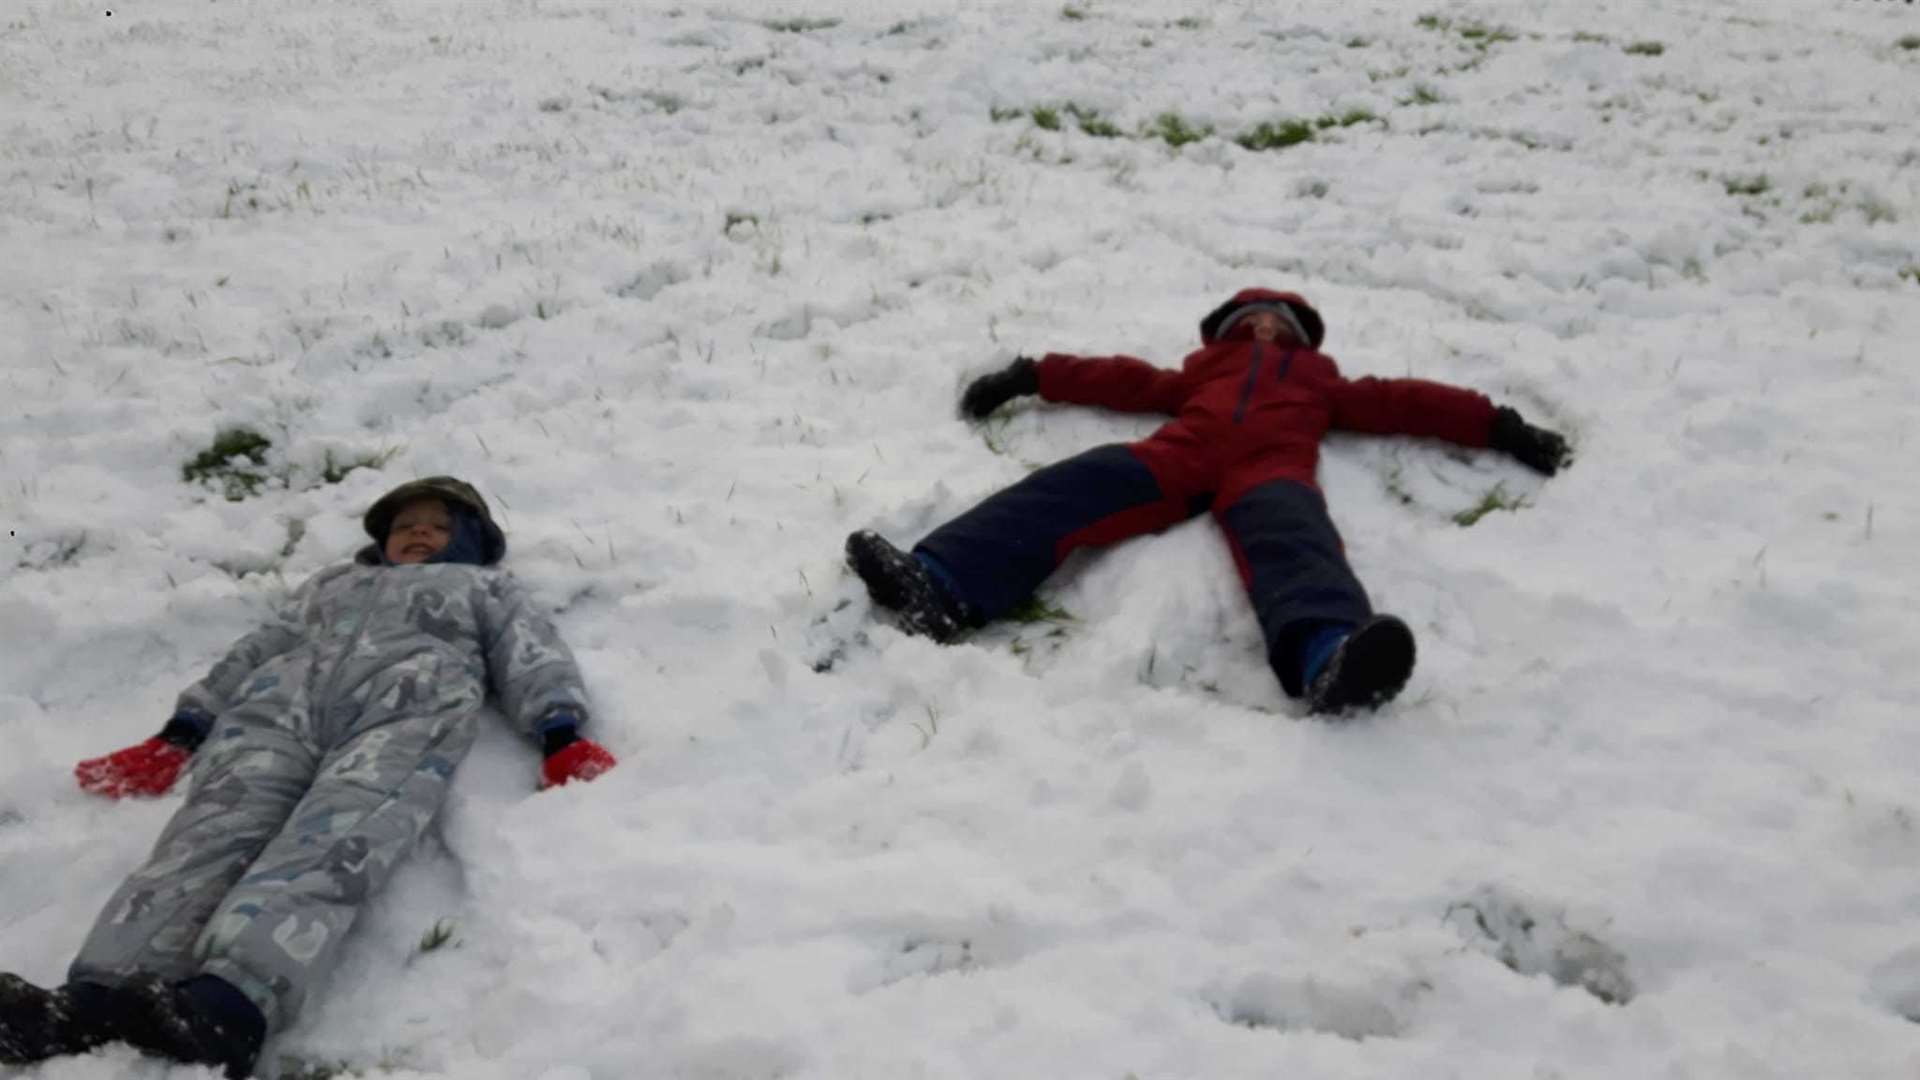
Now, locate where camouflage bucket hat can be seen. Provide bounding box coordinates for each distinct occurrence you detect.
[363,476,507,565]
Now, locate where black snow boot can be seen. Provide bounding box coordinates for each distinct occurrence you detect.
[845,530,970,644]
[0,974,119,1064]
[113,974,266,1079]
[1305,614,1416,716]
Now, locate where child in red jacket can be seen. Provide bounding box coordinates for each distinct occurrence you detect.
[846,288,1569,714]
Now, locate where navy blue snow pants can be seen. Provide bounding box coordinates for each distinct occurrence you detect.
[914,443,1373,696]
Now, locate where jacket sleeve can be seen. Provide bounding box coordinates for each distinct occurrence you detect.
[172,575,317,724]
[1035,352,1190,416]
[1329,370,1497,448]
[479,573,591,738]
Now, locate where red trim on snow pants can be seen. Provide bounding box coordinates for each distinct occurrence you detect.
[914,444,1202,621]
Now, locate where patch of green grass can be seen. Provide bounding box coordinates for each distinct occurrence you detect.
[1008,597,1076,624]
[990,105,1022,123]
[1623,40,1665,56]
[1173,16,1204,30]
[1453,483,1527,527]
[723,210,760,234]
[1060,4,1089,20]
[1416,14,1515,49]
[1459,22,1517,47]
[1066,103,1123,138]
[1899,265,1920,285]
[1316,107,1379,130]
[1724,174,1770,197]
[1235,108,1375,152]
[320,446,399,486]
[1572,31,1610,44]
[763,16,840,33]
[1030,105,1062,131]
[1235,118,1317,151]
[418,918,459,954]
[1147,111,1212,147]
[1400,83,1443,106]
[1346,36,1372,48]
[1898,34,1920,51]
[182,427,272,502]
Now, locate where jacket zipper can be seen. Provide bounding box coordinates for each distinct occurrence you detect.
[318,568,393,724]
[1233,343,1264,423]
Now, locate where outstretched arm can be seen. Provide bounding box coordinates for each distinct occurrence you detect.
[1034,352,1190,416]
[1330,374,1497,447]
[77,575,320,798]
[172,593,310,728]
[1331,374,1571,475]
[480,574,615,787]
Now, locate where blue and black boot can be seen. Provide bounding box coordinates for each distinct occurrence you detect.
[113,974,265,1079]
[1304,614,1416,715]
[845,530,972,644]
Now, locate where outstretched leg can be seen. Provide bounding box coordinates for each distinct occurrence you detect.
[70,706,320,989]
[191,697,479,1033]
[906,443,1208,625]
[1215,479,1410,708]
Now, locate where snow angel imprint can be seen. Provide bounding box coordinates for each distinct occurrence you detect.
[847,288,1571,715]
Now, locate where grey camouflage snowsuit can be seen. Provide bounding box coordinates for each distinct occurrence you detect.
[68,555,589,1032]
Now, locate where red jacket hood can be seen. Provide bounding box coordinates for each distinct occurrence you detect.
[1198,288,1325,349]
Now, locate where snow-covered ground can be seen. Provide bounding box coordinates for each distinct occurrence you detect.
[4,0,1919,1076]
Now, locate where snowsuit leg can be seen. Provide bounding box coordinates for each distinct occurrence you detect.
[1216,479,1374,695]
[69,696,323,989]
[915,443,1207,621]
[191,667,481,1031]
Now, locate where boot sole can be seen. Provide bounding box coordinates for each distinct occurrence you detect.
[844,532,963,643]
[1308,616,1416,715]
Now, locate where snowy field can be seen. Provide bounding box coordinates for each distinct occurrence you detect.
[4,0,1920,1076]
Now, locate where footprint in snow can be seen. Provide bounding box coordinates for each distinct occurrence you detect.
[1445,883,1635,1005]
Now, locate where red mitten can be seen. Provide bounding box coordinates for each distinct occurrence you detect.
[75,738,192,799]
[541,739,617,789]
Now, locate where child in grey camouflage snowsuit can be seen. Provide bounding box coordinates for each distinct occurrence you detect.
[0,476,616,1077]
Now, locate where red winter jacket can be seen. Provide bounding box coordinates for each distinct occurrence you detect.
[1033,289,1496,510]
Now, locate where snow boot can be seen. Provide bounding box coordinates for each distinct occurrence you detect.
[1305,614,1416,716]
[112,974,265,1079]
[845,530,969,643]
[0,974,118,1064]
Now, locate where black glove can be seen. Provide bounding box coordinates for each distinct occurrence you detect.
[1488,406,1571,476]
[959,357,1040,419]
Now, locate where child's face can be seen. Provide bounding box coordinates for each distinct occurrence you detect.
[1245,309,1293,344]
[385,498,454,564]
